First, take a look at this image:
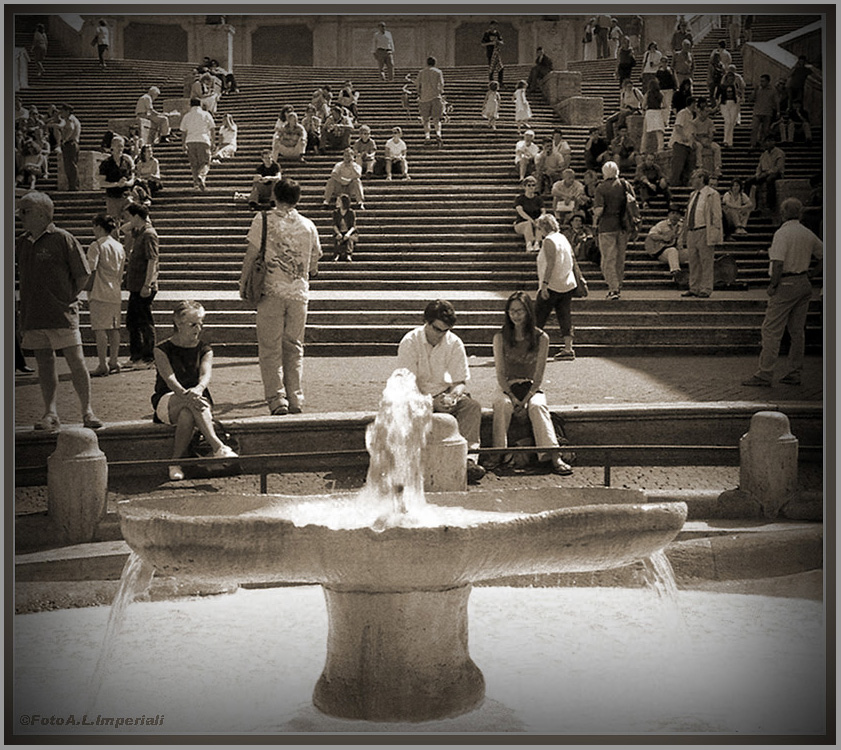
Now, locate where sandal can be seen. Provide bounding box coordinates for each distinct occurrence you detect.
[90,366,110,377]
[34,414,60,432]
[551,458,574,476]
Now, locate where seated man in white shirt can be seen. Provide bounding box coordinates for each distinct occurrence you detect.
[134,86,172,144]
[514,129,540,181]
[396,299,486,484]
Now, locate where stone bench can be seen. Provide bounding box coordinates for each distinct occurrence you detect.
[161,98,191,130]
[106,117,152,144]
[57,149,108,191]
[554,96,603,127]
[539,71,582,106]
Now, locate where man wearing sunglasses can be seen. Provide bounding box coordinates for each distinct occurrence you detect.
[396,299,486,484]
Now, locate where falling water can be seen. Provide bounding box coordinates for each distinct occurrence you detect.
[363,369,433,529]
[87,551,155,712]
[639,550,688,638]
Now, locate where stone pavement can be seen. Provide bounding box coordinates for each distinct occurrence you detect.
[13,352,824,429]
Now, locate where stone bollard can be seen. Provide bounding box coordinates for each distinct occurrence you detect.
[739,411,799,519]
[47,427,108,544]
[423,413,467,492]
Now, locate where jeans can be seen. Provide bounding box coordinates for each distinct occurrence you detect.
[126,291,156,362]
[256,294,308,411]
[323,176,364,204]
[755,275,813,379]
[374,48,394,80]
[750,114,772,147]
[597,230,629,293]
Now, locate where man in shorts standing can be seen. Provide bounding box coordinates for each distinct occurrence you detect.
[15,191,102,431]
[417,56,445,144]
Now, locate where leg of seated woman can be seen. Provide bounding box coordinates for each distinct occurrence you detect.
[492,393,514,449]
[186,399,225,453]
[514,220,534,248]
[527,392,560,462]
[170,402,197,460]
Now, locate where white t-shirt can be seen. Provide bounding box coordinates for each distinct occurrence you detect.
[396,326,470,397]
[384,138,407,159]
[86,235,126,304]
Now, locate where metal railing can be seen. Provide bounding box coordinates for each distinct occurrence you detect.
[16,443,821,491]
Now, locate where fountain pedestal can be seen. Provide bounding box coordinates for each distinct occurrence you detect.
[314,585,484,721]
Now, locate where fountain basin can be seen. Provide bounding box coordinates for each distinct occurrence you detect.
[117,489,688,591]
[117,489,687,722]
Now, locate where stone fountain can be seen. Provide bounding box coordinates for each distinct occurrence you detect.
[118,370,687,723]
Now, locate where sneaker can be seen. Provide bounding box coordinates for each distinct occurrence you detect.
[741,375,772,387]
[386,174,393,181]
[778,371,802,385]
[213,444,238,459]
[554,350,576,361]
[168,465,185,481]
[466,458,486,484]
[680,291,697,297]
[607,291,621,300]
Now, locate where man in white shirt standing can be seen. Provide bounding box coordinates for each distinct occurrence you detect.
[134,86,172,144]
[372,21,395,81]
[680,168,723,298]
[179,97,216,191]
[396,299,486,484]
[742,198,822,387]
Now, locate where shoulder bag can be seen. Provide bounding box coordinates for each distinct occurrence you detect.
[571,256,589,298]
[242,211,267,308]
[620,179,642,240]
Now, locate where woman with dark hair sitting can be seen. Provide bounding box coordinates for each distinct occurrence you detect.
[332,194,358,262]
[491,290,572,475]
[136,144,162,197]
[152,300,238,481]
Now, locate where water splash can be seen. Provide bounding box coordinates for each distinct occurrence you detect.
[364,369,432,530]
[87,551,155,712]
[640,550,688,639]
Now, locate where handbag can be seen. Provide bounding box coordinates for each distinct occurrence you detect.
[241,211,267,308]
[620,179,642,240]
[571,257,589,298]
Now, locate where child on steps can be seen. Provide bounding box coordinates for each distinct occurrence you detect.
[513,79,532,135]
[482,80,501,129]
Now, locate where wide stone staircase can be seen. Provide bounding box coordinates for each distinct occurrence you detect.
[14,14,824,357]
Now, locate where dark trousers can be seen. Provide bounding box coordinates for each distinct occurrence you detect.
[535,288,574,338]
[62,141,79,191]
[745,173,779,210]
[635,180,672,205]
[670,142,693,186]
[126,290,156,362]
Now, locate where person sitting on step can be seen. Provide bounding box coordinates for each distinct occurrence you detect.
[272,111,307,162]
[331,194,358,262]
[691,98,722,183]
[151,300,238,482]
[550,168,585,226]
[514,129,540,181]
[583,127,610,172]
[336,80,360,121]
[535,135,570,196]
[644,203,688,283]
[134,86,172,144]
[322,147,365,209]
[744,134,785,213]
[352,124,377,178]
[245,150,282,210]
[322,104,355,152]
[721,177,754,238]
[211,113,238,164]
[633,151,671,209]
[608,124,636,172]
[384,126,410,180]
[301,104,323,156]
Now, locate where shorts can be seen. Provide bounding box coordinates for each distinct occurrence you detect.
[21,327,82,351]
[89,300,121,331]
[155,392,175,425]
[418,98,444,122]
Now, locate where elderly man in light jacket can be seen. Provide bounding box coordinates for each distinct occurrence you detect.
[680,168,723,298]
